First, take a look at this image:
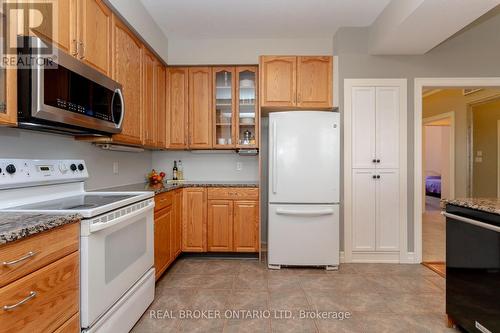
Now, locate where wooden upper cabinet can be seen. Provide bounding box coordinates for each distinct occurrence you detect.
[142,48,156,148]
[156,64,167,149]
[182,188,207,252]
[236,66,259,148]
[111,16,143,146]
[297,56,332,108]
[208,200,234,252]
[233,200,259,252]
[166,67,189,149]
[0,67,17,126]
[260,55,333,110]
[78,0,112,75]
[188,67,213,148]
[260,56,296,108]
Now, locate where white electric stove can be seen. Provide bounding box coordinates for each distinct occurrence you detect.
[0,159,155,333]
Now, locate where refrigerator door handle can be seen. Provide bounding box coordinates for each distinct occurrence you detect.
[272,120,278,194]
[276,208,335,217]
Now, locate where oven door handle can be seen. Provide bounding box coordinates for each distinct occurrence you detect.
[442,212,500,233]
[90,203,154,233]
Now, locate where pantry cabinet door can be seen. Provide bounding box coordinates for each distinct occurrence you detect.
[233,200,259,252]
[182,188,207,252]
[352,87,376,169]
[142,48,156,148]
[376,170,400,251]
[111,16,143,146]
[259,56,296,108]
[375,87,400,169]
[78,0,112,75]
[166,67,189,149]
[297,56,332,109]
[154,206,172,280]
[352,170,376,252]
[207,200,233,252]
[189,67,213,148]
[156,64,167,149]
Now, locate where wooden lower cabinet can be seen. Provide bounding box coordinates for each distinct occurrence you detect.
[154,204,173,280]
[207,200,233,252]
[182,188,207,252]
[173,189,183,256]
[54,313,80,333]
[233,200,259,252]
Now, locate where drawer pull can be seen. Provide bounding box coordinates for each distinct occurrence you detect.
[3,291,37,311]
[2,251,36,266]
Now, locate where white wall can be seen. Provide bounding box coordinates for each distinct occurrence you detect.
[152,151,258,182]
[424,126,443,177]
[106,0,168,62]
[0,128,152,190]
[167,38,333,64]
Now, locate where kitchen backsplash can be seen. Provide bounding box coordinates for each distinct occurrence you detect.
[152,151,259,181]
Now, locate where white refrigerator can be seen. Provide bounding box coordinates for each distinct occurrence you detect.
[268,111,340,269]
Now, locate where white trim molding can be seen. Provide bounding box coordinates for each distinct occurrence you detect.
[414,77,500,264]
[344,78,408,264]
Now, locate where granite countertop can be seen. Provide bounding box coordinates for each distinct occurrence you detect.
[442,198,500,215]
[0,213,81,245]
[96,181,260,195]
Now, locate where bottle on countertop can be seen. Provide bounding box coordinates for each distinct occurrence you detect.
[178,160,184,180]
[173,161,178,181]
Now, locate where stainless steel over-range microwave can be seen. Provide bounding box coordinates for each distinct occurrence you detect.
[17,37,124,136]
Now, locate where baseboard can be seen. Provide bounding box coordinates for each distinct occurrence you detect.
[339,251,345,263]
[400,251,417,264]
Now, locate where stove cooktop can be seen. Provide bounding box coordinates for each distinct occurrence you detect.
[6,194,137,211]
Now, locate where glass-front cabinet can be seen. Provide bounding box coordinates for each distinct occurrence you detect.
[213,67,236,148]
[236,66,258,148]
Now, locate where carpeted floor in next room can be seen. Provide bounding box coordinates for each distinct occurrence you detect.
[131,258,458,333]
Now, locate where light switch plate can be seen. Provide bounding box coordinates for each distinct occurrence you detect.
[113,162,119,174]
[236,162,243,171]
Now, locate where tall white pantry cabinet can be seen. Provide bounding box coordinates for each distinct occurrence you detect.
[349,85,403,259]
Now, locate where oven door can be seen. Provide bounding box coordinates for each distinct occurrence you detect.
[80,199,154,329]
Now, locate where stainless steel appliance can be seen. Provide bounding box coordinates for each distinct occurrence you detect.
[0,159,155,333]
[17,37,124,135]
[444,205,500,333]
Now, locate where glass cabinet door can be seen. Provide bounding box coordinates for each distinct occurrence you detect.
[236,67,258,148]
[213,67,235,148]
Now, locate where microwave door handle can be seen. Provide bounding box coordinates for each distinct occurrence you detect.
[276,208,334,217]
[442,212,500,233]
[271,121,278,194]
[89,202,154,233]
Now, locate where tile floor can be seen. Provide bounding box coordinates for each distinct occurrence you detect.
[131,258,459,333]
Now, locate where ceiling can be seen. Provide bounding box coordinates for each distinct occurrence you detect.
[140,0,391,39]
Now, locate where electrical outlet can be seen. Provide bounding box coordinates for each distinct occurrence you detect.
[236,162,243,171]
[113,162,119,175]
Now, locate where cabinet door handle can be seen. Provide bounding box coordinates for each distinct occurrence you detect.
[79,42,85,59]
[372,159,377,163]
[3,291,37,311]
[376,159,381,163]
[372,175,377,179]
[2,251,36,266]
[376,175,380,179]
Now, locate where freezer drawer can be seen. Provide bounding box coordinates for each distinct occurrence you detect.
[268,204,339,267]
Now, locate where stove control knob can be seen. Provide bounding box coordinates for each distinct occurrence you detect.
[59,163,69,173]
[70,164,77,172]
[78,164,85,171]
[6,164,16,174]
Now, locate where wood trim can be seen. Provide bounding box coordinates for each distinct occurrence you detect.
[343,78,407,263]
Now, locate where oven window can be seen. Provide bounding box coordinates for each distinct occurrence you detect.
[105,218,147,283]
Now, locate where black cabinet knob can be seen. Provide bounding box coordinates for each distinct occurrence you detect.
[372,159,377,163]
[6,164,16,174]
[70,164,77,171]
[376,159,381,163]
[78,164,85,171]
[372,175,377,179]
[377,175,381,179]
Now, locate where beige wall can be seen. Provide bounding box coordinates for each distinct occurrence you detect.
[424,125,451,199]
[472,99,500,197]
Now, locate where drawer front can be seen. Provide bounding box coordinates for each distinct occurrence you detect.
[54,312,80,333]
[208,188,259,200]
[155,191,174,212]
[0,252,79,333]
[0,223,79,288]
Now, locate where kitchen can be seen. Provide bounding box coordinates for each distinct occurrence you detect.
[1,0,500,332]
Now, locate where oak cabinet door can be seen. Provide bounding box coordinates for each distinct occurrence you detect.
[207,200,233,252]
[297,56,332,108]
[233,200,259,252]
[166,67,189,149]
[156,64,167,148]
[78,0,112,75]
[188,67,213,148]
[0,66,16,126]
[142,48,156,148]
[154,206,173,280]
[173,189,183,256]
[182,188,207,252]
[259,56,296,108]
[111,16,143,146]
